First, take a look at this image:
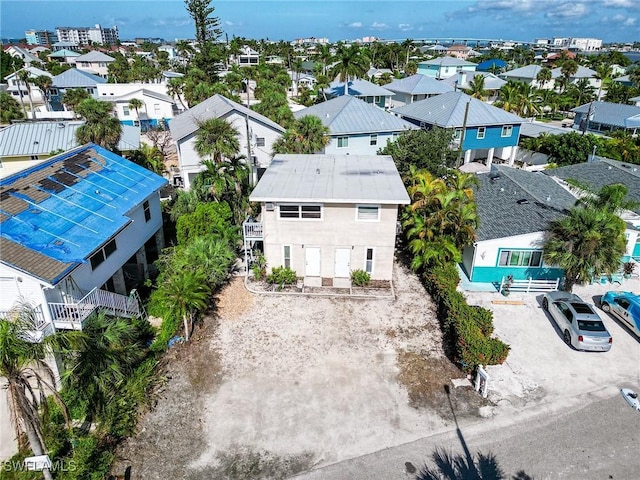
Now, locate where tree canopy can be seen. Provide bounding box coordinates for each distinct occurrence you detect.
[272,115,330,154]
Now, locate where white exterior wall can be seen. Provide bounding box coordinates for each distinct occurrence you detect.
[471,232,546,269]
[177,112,283,189]
[0,264,50,318]
[97,83,171,97]
[324,132,400,156]
[76,61,111,77]
[260,202,400,281]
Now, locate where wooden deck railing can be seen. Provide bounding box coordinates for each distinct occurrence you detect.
[243,221,264,239]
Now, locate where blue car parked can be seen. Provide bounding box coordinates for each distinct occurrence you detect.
[601,291,640,337]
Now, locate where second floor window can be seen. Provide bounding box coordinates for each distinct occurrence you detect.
[502,125,513,137]
[477,127,486,140]
[370,134,378,146]
[90,238,117,270]
[337,137,348,148]
[143,200,151,222]
[123,106,130,116]
[279,204,322,220]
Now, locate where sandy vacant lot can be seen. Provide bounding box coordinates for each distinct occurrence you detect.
[115,261,485,479]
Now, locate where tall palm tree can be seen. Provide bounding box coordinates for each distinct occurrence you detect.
[314,44,333,76]
[61,88,90,114]
[560,59,579,92]
[128,97,144,123]
[330,44,370,95]
[166,77,188,110]
[17,69,35,119]
[536,66,553,89]
[75,98,122,150]
[0,303,75,480]
[162,270,211,341]
[176,236,237,289]
[194,117,240,163]
[495,81,521,113]
[594,64,612,100]
[33,75,53,112]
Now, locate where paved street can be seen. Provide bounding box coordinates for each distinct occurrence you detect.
[293,387,640,479]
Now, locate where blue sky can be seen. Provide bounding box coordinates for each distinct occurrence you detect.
[1,0,638,43]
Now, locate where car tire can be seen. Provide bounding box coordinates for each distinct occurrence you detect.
[563,330,572,347]
[542,298,549,310]
[601,301,611,312]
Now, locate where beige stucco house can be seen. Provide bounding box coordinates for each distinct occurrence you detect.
[246,154,409,285]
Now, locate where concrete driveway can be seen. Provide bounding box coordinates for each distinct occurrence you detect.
[464,277,640,412]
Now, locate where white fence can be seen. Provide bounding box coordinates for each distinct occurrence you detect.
[500,276,560,293]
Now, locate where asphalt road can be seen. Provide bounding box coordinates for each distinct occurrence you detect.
[293,388,640,480]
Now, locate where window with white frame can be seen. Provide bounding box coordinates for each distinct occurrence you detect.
[365,248,374,274]
[337,136,349,148]
[477,127,486,139]
[256,137,265,147]
[279,204,322,219]
[123,106,130,116]
[501,125,513,137]
[453,128,462,141]
[356,205,380,221]
[154,103,161,113]
[143,200,151,222]
[50,88,58,96]
[370,134,378,146]
[283,245,291,268]
[498,249,542,267]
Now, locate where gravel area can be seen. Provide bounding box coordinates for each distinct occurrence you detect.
[115,260,485,479]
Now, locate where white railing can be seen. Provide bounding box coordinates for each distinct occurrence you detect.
[500,276,560,293]
[0,304,49,330]
[243,222,264,239]
[49,287,141,330]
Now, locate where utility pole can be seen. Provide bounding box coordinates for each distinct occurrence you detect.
[581,100,594,136]
[457,98,471,167]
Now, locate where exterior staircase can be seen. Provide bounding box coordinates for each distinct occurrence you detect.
[49,288,144,330]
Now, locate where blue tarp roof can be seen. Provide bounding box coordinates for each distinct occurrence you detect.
[476,59,507,71]
[0,144,167,284]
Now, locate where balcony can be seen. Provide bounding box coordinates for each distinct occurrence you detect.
[243,221,264,240]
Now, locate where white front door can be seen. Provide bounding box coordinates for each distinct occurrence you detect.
[305,247,321,277]
[334,248,351,278]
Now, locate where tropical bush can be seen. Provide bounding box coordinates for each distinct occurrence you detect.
[266,266,297,288]
[350,269,371,286]
[175,201,238,246]
[421,264,510,372]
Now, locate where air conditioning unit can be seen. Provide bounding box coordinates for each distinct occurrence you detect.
[265,202,275,211]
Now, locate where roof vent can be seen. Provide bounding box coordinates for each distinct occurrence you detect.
[517,199,529,205]
[57,123,65,128]
[316,168,320,174]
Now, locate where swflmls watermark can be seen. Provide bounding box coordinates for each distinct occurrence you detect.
[1,459,78,472]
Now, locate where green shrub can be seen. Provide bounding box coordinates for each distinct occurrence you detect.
[176,201,238,246]
[252,254,267,281]
[266,266,297,288]
[350,269,371,286]
[420,264,510,373]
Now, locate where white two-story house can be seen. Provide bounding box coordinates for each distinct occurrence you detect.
[246,154,409,286]
[0,144,167,336]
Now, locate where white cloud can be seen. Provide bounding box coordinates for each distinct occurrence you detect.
[545,2,588,19]
[603,0,637,8]
[371,22,388,29]
[348,21,363,28]
[612,14,638,26]
[398,23,413,31]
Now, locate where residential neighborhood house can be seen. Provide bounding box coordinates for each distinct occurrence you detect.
[571,101,640,135]
[168,94,286,188]
[391,91,524,167]
[246,154,410,286]
[74,50,115,78]
[384,73,454,108]
[49,68,107,111]
[0,144,166,340]
[292,96,416,155]
[325,78,394,109]
[417,56,477,79]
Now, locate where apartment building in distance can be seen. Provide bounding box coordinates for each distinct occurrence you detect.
[552,37,602,51]
[55,24,119,46]
[25,29,57,46]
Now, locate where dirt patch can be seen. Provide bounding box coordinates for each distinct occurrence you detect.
[397,351,487,418]
[114,261,489,479]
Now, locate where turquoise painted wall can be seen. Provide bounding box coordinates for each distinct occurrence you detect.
[471,265,564,283]
[463,125,520,149]
[634,242,640,258]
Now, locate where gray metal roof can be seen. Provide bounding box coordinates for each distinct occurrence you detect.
[419,56,477,67]
[550,65,596,79]
[475,165,575,241]
[326,79,394,98]
[168,94,285,142]
[544,158,640,214]
[4,67,51,81]
[519,121,570,138]
[391,91,524,128]
[75,51,115,62]
[250,154,410,205]
[48,49,80,58]
[293,96,416,135]
[441,71,507,91]
[500,64,544,80]
[0,121,140,157]
[571,101,640,128]
[384,74,454,95]
[52,68,107,88]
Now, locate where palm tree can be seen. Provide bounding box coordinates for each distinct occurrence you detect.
[17,69,35,119]
[128,97,144,123]
[495,81,521,113]
[272,115,330,155]
[33,75,53,112]
[166,77,188,110]
[536,66,553,89]
[463,75,487,100]
[0,303,75,480]
[162,270,211,341]
[75,98,122,150]
[61,88,90,114]
[131,143,166,175]
[560,59,579,92]
[314,44,333,76]
[330,44,369,95]
[176,236,237,289]
[594,64,612,100]
[0,91,25,123]
[194,117,240,163]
